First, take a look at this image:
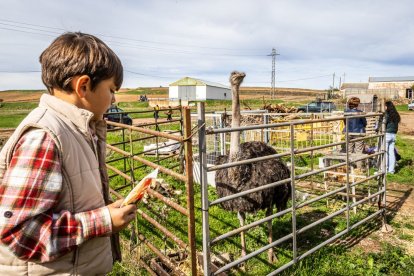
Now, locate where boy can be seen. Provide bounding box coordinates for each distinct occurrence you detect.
[0,32,136,275]
[344,97,367,154]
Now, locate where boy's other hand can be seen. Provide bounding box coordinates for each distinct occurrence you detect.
[108,199,137,233]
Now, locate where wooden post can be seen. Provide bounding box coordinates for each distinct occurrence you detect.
[183,107,197,275]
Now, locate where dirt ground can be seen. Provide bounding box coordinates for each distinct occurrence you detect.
[352,182,414,255]
[399,111,414,135]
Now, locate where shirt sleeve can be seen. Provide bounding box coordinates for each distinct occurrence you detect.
[0,129,112,262]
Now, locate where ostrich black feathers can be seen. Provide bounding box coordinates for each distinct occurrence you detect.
[215,141,291,213]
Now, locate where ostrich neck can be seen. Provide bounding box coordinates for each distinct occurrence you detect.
[229,84,241,157]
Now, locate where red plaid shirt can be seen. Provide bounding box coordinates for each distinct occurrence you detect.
[0,129,112,262]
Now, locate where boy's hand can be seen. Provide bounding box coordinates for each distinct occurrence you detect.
[107,199,137,233]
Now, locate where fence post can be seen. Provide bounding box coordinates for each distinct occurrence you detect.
[220,113,226,155]
[264,111,269,144]
[379,111,388,225]
[290,123,297,262]
[345,117,351,230]
[183,107,197,275]
[198,102,211,276]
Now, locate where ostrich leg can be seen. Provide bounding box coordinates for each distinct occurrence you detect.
[266,207,278,263]
[237,211,246,259]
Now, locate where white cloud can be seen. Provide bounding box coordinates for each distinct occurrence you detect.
[1,0,414,90]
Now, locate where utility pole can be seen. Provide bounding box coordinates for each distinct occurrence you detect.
[267,48,279,99]
[330,72,335,99]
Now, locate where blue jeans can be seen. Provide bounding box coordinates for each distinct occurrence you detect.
[386,133,396,173]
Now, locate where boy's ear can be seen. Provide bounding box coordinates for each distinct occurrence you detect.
[73,75,91,98]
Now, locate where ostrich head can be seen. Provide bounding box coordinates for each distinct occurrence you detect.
[230,71,246,88]
[229,71,246,157]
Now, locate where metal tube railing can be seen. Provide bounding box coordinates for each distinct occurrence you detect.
[213,233,294,275]
[198,102,212,276]
[207,113,382,134]
[107,121,183,142]
[208,136,383,172]
[107,144,186,182]
[197,105,386,276]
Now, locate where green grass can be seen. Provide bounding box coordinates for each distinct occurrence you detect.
[0,102,39,110]
[386,136,414,184]
[0,114,28,128]
[281,243,414,276]
[119,87,168,95]
[2,98,414,275]
[104,129,414,275]
[203,98,287,112]
[395,103,411,112]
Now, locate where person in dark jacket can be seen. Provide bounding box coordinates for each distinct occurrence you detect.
[385,101,400,174]
[343,97,367,160]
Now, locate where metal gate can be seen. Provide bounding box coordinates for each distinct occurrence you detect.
[197,102,387,275]
[105,107,197,275]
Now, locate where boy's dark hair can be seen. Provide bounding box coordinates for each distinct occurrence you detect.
[39,32,123,94]
[348,97,360,109]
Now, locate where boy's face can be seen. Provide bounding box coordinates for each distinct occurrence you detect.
[83,77,116,120]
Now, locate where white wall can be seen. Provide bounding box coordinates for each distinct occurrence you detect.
[171,85,230,100]
[169,86,179,99]
[205,86,230,100]
[196,85,206,100]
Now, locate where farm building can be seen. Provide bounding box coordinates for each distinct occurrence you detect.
[169,77,230,101]
[341,76,414,99]
[368,76,413,99]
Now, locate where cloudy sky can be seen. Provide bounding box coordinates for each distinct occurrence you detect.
[0,0,413,90]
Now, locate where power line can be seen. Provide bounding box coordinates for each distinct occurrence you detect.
[0,24,266,57]
[0,70,40,73]
[0,26,55,38]
[0,18,267,52]
[124,69,173,79]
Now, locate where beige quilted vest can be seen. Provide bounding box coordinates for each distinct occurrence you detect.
[0,94,113,275]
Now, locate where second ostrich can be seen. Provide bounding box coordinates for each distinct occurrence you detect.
[215,71,291,263]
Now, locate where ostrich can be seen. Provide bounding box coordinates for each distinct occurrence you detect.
[215,71,291,263]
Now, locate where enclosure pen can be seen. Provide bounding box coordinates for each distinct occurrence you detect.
[197,102,387,275]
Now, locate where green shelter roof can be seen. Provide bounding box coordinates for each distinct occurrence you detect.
[169,77,229,89]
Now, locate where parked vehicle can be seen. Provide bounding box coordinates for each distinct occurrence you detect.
[408,100,414,111]
[104,105,132,128]
[297,101,337,113]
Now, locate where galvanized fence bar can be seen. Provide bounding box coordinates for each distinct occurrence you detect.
[107,121,183,142]
[211,208,292,245]
[198,108,387,275]
[106,144,186,182]
[214,234,294,275]
[290,123,298,262]
[208,134,382,172]
[198,102,212,276]
[345,117,351,229]
[209,150,385,208]
[207,113,382,134]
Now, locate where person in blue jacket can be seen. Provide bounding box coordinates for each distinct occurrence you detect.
[343,97,367,167]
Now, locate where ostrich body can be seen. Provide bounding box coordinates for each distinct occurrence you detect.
[215,71,291,263]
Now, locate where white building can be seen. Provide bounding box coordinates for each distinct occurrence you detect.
[341,76,414,99]
[169,77,230,101]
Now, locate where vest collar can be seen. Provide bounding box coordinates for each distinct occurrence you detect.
[38,94,105,136]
